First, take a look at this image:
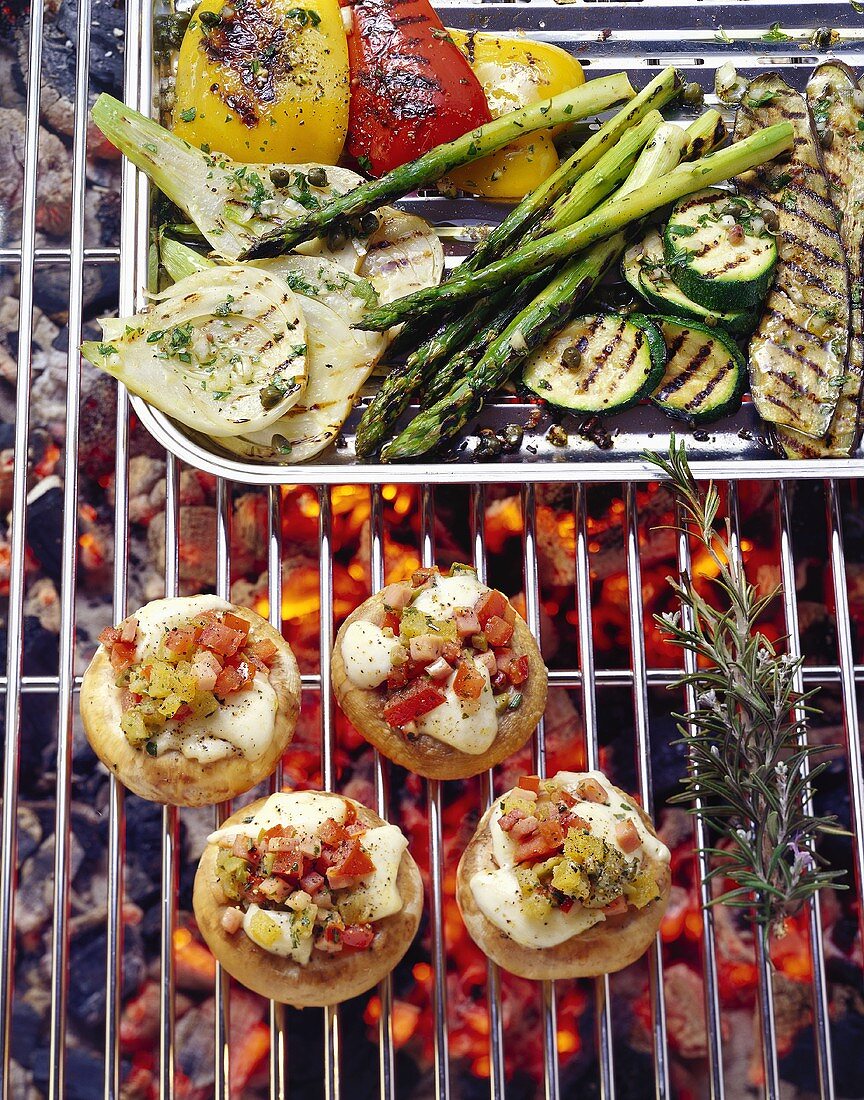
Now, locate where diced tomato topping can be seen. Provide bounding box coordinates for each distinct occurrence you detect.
[271,849,305,879]
[214,662,252,698]
[341,924,375,950]
[518,775,541,794]
[614,819,641,854]
[164,628,195,655]
[383,676,446,727]
[198,621,245,657]
[172,704,192,722]
[318,818,351,847]
[346,822,368,837]
[453,659,485,700]
[555,788,577,809]
[222,612,251,635]
[558,898,574,914]
[515,820,566,864]
[484,615,514,647]
[300,871,326,895]
[109,641,137,674]
[576,778,609,805]
[474,589,507,627]
[99,626,121,647]
[559,811,590,832]
[603,896,628,917]
[382,609,401,633]
[411,567,436,587]
[342,800,358,828]
[507,654,529,686]
[441,641,462,664]
[327,839,376,888]
[248,638,277,666]
[498,808,526,832]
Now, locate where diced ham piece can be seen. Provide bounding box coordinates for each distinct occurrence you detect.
[257,876,291,903]
[498,808,526,832]
[191,650,222,692]
[221,907,244,933]
[603,896,628,916]
[495,648,514,672]
[232,834,253,858]
[120,617,139,643]
[511,815,540,841]
[576,778,609,804]
[300,871,326,895]
[514,820,566,864]
[614,819,641,853]
[455,611,481,638]
[382,582,412,611]
[475,650,498,678]
[425,657,452,681]
[410,634,445,663]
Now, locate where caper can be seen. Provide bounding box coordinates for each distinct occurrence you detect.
[762,207,780,231]
[198,9,221,27]
[307,167,328,188]
[561,345,582,369]
[269,167,293,188]
[820,128,835,149]
[501,423,524,452]
[682,82,704,106]
[327,223,348,250]
[359,212,380,236]
[811,26,833,49]
[259,383,283,410]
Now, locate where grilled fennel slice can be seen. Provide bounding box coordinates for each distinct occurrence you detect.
[734,75,850,440]
[82,267,307,438]
[650,318,746,424]
[778,62,864,458]
[521,313,665,415]
[623,229,757,335]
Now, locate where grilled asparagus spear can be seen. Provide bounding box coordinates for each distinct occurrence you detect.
[777,63,864,457]
[240,74,635,259]
[381,120,695,460]
[358,123,795,332]
[734,75,850,441]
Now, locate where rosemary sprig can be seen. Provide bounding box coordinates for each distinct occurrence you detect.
[646,439,844,939]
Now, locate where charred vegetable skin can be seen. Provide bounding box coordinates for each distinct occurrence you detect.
[734,75,850,440]
[780,62,864,458]
[346,0,491,177]
[100,608,279,751]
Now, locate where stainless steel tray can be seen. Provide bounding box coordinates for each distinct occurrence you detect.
[131,1,864,482]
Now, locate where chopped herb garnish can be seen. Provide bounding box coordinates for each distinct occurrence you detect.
[178,107,197,122]
[762,21,792,41]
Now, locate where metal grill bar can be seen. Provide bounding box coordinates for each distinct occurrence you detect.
[624,485,670,1099]
[574,485,615,1100]
[0,0,46,1087]
[777,483,835,1100]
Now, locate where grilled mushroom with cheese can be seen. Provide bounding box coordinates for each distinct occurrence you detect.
[456,771,671,979]
[331,565,548,780]
[81,596,300,806]
[193,791,423,1006]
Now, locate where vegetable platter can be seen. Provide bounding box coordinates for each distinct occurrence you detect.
[108,0,864,484]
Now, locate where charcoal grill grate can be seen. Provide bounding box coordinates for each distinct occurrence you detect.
[1,1,863,1098]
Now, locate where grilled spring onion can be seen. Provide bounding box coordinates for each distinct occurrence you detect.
[778,62,864,458]
[522,313,665,414]
[81,267,308,437]
[623,229,757,335]
[734,74,850,440]
[650,317,746,423]
[663,188,777,311]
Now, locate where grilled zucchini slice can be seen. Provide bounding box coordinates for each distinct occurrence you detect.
[663,188,777,312]
[522,313,665,415]
[650,317,746,424]
[622,230,757,336]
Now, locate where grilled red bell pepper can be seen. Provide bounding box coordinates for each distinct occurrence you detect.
[344,0,492,176]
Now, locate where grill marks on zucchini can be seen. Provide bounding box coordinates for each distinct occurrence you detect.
[651,318,746,424]
[777,63,864,457]
[521,313,665,415]
[622,229,756,335]
[734,74,850,440]
[663,188,777,311]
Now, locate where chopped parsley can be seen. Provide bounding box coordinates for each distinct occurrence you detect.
[178,107,197,122]
[286,7,321,27]
[762,21,792,41]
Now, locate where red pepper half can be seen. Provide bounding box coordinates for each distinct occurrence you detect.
[345,0,492,176]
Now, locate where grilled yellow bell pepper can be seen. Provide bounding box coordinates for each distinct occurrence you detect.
[443,31,585,200]
[172,0,350,164]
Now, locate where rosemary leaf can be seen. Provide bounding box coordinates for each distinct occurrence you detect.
[645,438,845,940]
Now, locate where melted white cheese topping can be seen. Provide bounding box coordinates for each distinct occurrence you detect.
[209,792,408,957]
[411,573,486,618]
[340,620,403,689]
[470,771,670,949]
[121,595,278,762]
[416,665,497,755]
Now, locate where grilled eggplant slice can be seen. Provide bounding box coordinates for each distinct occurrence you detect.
[623,230,757,335]
[663,188,777,311]
[778,62,864,458]
[650,317,746,424]
[734,75,850,440]
[521,313,665,415]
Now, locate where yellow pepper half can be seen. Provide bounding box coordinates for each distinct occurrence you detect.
[443,30,585,201]
[173,0,350,164]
